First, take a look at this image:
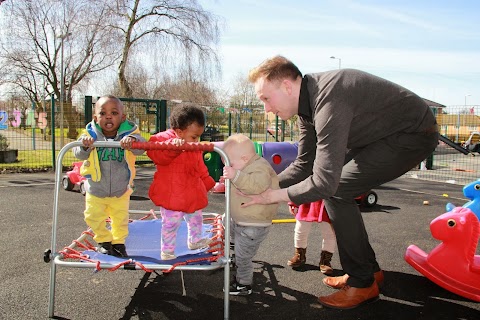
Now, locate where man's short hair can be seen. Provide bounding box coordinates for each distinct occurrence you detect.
[248,55,302,83]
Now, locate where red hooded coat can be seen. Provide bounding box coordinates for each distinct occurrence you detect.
[147,129,215,213]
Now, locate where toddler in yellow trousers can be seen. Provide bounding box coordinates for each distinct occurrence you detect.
[73,95,145,257]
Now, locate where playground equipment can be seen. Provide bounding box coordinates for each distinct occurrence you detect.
[62,161,86,195]
[445,179,480,221]
[356,190,378,207]
[404,207,480,302]
[205,141,299,181]
[262,142,298,175]
[45,141,234,319]
[203,142,224,181]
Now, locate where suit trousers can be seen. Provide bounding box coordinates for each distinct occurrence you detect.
[323,131,439,288]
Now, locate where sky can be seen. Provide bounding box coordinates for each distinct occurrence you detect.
[199,0,480,109]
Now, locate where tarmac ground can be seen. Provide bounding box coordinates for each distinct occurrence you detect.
[0,167,479,320]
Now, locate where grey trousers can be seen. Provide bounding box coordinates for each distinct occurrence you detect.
[231,221,271,286]
[323,131,439,288]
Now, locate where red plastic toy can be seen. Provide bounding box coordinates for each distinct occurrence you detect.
[355,190,378,207]
[405,207,480,302]
[62,162,87,196]
[212,181,226,193]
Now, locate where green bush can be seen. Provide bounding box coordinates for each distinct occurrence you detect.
[0,133,9,151]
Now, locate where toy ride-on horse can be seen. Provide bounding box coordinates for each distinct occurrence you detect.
[445,179,480,222]
[404,207,480,302]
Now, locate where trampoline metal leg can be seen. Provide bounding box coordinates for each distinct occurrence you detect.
[48,261,57,318]
[224,258,230,320]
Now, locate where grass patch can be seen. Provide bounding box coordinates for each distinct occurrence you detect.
[0,149,153,173]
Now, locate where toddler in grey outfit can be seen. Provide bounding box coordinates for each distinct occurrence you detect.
[222,134,279,295]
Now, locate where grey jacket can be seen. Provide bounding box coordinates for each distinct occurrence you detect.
[72,120,145,198]
[280,69,437,204]
[230,154,280,226]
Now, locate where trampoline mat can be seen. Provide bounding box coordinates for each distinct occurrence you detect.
[81,219,216,265]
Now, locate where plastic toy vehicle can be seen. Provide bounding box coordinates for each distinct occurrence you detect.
[462,131,480,153]
[62,161,86,195]
[356,190,378,207]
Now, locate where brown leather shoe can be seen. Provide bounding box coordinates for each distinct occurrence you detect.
[318,282,379,309]
[323,270,384,289]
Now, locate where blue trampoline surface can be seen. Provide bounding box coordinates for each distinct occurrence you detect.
[81,219,216,265]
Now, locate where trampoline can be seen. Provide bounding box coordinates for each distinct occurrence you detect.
[45,141,233,319]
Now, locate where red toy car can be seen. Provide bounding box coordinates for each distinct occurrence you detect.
[62,162,87,196]
[355,190,378,207]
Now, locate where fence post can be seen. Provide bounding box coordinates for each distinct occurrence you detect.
[84,96,93,126]
[249,113,253,139]
[158,100,167,133]
[51,95,56,170]
[31,100,36,150]
[426,107,438,169]
[228,113,232,136]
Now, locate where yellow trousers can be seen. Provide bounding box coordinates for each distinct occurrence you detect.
[84,190,131,244]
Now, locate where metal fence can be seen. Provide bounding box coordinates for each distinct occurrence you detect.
[1,97,479,188]
[0,96,298,172]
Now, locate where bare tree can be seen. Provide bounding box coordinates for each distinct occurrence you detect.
[107,0,222,97]
[229,72,261,107]
[0,0,120,139]
[157,67,217,104]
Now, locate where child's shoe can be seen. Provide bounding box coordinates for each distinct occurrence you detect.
[188,237,212,250]
[319,250,334,275]
[287,247,306,268]
[112,244,128,257]
[97,242,112,255]
[227,280,252,296]
[161,251,176,260]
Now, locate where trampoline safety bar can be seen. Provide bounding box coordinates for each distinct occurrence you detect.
[47,140,233,320]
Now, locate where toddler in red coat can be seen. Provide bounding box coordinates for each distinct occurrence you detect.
[147,105,215,260]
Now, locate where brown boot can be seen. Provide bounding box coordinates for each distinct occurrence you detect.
[319,251,334,275]
[287,247,306,267]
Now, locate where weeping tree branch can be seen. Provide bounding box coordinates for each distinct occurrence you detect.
[109,0,221,97]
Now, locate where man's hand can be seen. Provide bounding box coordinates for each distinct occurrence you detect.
[240,188,290,207]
